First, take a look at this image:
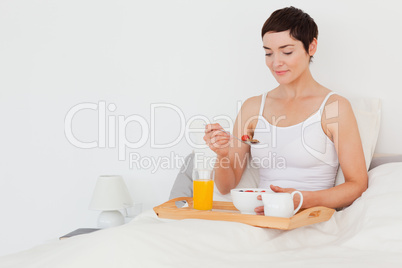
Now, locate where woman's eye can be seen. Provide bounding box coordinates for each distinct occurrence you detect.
[284,52,293,55]
[265,53,272,57]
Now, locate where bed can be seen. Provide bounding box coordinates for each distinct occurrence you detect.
[0,161,402,267]
[2,98,402,267]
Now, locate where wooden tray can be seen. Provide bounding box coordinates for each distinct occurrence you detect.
[153,197,335,230]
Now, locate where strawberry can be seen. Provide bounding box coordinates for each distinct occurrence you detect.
[245,190,254,192]
[241,135,250,141]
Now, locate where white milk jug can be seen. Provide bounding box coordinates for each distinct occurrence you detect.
[262,191,303,218]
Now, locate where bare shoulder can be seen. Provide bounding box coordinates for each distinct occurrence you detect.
[235,94,264,133]
[324,93,354,120]
[240,94,263,117]
[326,93,351,106]
[242,94,262,108]
[322,92,356,142]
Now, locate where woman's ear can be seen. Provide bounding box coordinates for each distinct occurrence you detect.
[309,38,318,56]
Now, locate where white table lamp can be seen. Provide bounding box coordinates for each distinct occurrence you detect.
[89,175,133,228]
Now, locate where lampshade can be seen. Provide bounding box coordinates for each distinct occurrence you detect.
[89,175,133,211]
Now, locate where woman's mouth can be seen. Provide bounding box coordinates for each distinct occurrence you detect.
[275,70,288,75]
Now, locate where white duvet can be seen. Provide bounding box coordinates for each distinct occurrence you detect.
[1,163,402,268]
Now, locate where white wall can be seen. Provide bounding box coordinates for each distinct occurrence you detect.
[1,0,401,257]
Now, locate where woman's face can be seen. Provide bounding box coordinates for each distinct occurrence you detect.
[262,30,315,85]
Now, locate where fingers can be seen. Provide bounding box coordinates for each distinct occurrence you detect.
[211,130,229,139]
[211,135,231,144]
[205,123,223,134]
[209,135,231,149]
[254,205,264,215]
[255,195,264,215]
[204,131,230,142]
[270,185,278,192]
[270,185,298,194]
[203,124,231,149]
[270,185,284,193]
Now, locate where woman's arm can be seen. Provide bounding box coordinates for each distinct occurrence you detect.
[255,95,368,213]
[307,95,368,208]
[204,96,260,195]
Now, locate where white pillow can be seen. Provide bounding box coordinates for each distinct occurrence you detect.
[334,98,381,186]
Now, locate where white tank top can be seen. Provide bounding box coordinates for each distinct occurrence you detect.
[250,91,339,191]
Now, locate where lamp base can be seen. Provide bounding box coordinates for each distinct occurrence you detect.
[97,210,125,228]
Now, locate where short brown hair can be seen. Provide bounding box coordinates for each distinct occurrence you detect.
[261,7,318,60]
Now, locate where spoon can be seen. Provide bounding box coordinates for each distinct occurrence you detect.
[216,129,260,145]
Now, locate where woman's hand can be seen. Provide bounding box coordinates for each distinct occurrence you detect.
[203,123,232,157]
[269,185,303,209]
[254,185,304,215]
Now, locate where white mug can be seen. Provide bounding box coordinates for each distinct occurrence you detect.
[261,191,303,218]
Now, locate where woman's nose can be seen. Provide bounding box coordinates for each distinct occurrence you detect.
[273,56,284,67]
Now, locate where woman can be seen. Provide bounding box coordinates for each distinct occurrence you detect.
[203,6,367,214]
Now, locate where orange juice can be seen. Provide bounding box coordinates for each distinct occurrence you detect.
[193,179,214,210]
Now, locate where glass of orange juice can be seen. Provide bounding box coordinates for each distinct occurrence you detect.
[192,169,215,210]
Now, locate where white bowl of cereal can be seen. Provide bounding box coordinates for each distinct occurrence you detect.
[230,188,273,215]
